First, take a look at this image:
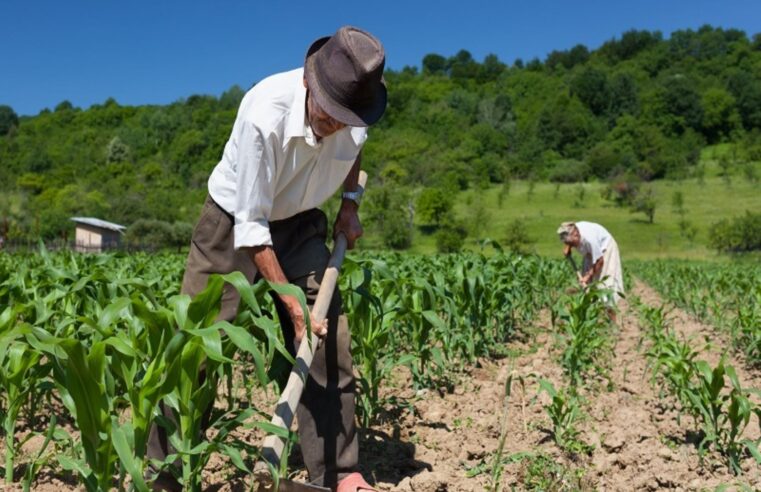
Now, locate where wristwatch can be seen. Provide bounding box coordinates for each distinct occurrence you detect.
[342,186,364,206]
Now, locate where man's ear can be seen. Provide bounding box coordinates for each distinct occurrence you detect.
[303,77,308,88]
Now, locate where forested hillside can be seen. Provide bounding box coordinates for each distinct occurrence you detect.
[0,25,760,243]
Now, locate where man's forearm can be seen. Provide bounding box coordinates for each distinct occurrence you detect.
[248,246,298,309]
[249,245,287,283]
[247,245,326,340]
[343,153,361,192]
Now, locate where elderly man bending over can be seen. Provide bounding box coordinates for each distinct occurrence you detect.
[557,221,624,321]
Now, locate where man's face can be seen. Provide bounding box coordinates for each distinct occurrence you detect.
[305,88,347,139]
[567,227,581,247]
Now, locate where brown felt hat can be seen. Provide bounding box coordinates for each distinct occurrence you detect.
[304,26,387,127]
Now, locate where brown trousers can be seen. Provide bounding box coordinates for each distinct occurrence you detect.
[147,195,358,487]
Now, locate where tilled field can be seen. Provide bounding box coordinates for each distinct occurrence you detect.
[352,281,761,491]
[6,280,761,491]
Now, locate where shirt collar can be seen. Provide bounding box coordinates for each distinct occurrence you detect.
[283,69,364,149]
[283,74,313,147]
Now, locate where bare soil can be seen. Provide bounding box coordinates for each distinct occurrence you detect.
[5,280,761,491]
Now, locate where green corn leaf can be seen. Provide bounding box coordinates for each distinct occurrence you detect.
[97,297,132,333]
[742,439,761,464]
[188,276,225,326]
[111,421,149,492]
[422,310,446,331]
[248,421,292,439]
[215,321,269,385]
[219,444,250,473]
[185,326,233,363]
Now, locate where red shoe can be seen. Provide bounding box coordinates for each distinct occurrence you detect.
[336,472,378,492]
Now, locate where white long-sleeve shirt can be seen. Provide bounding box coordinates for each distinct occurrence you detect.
[208,68,367,250]
[575,221,613,263]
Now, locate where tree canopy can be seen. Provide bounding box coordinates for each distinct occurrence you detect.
[1,26,760,241]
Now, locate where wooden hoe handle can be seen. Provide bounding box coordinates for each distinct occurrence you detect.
[258,171,368,472]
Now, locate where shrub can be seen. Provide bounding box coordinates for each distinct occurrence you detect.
[709,211,761,253]
[601,173,640,207]
[503,218,535,254]
[435,223,468,253]
[125,219,174,249]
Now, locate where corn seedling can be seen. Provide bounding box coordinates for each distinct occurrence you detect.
[555,285,611,387]
[537,379,591,455]
[685,360,761,474]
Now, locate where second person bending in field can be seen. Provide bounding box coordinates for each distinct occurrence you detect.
[557,221,624,322]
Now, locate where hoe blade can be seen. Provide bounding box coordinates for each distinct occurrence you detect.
[256,479,331,492]
[277,479,331,491]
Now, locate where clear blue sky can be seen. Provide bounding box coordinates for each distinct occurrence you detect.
[3,0,759,116]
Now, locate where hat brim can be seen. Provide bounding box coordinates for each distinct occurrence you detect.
[304,36,387,127]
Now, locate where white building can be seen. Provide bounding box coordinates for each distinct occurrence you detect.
[70,217,125,253]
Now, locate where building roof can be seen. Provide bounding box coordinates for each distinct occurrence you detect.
[70,217,127,233]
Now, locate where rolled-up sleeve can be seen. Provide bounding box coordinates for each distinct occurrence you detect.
[233,121,277,250]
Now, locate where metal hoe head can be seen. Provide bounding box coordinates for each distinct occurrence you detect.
[256,476,331,492]
[254,463,331,492]
[276,479,331,492]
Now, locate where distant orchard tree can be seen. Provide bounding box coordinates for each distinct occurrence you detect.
[0,105,19,135]
[630,187,656,223]
[365,184,413,250]
[503,218,535,254]
[416,187,453,226]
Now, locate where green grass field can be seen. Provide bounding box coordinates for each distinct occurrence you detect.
[367,157,760,260]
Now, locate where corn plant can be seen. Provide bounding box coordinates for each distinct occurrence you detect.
[396,275,448,387]
[30,333,118,492]
[488,372,524,492]
[152,273,295,491]
[685,360,761,474]
[554,285,611,387]
[0,309,50,485]
[644,326,701,417]
[342,259,415,426]
[632,260,761,367]
[537,379,590,455]
[639,304,761,474]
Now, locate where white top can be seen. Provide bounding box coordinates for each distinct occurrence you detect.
[208,68,367,250]
[575,221,613,263]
